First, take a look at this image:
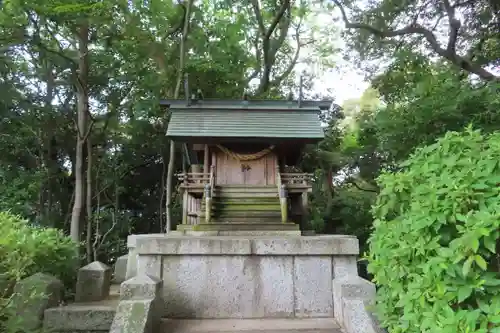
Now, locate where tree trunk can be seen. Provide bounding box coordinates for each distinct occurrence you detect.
[70,22,90,247]
[165,0,194,232]
[44,62,55,225]
[85,138,93,263]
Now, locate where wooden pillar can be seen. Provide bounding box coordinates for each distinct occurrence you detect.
[211,149,216,185]
[279,155,286,173]
[165,140,175,233]
[203,144,209,174]
[182,191,188,224]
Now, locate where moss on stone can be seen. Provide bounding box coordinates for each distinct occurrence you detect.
[123,301,149,333]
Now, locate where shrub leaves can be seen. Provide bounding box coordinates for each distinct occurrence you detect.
[368,127,500,333]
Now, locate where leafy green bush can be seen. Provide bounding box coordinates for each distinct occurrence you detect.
[0,211,78,291]
[368,127,500,333]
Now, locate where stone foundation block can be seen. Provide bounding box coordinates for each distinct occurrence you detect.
[44,304,116,332]
[127,234,361,319]
[75,261,112,303]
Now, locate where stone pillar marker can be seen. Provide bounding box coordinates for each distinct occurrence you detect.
[109,274,164,333]
[120,274,163,301]
[113,255,128,283]
[75,261,112,302]
[125,235,138,280]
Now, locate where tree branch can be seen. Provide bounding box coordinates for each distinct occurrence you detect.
[165,2,187,37]
[441,0,461,54]
[348,179,378,193]
[249,0,292,95]
[250,0,266,35]
[271,17,304,86]
[333,0,499,82]
[244,36,262,88]
[264,0,290,40]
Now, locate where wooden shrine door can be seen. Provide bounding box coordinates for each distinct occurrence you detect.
[215,150,277,185]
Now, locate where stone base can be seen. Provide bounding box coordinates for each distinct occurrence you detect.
[43,285,120,332]
[175,223,301,236]
[44,302,117,332]
[132,234,360,319]
[177,223,300,232]
[160,318,342,333]
[173,230,302,236]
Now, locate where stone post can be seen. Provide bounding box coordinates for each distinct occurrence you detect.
[113,255,128,284]
[125,235,138,280]
[279,184,288,223]
[75,261,112,302]
[109,274,163,333]
[205,184,212,223]
[332,239,382,333]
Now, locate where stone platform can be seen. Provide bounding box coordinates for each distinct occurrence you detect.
[161,318,342,333]
[128,234,360,319]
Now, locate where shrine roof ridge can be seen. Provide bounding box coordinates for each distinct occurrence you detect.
[159,99,334,111]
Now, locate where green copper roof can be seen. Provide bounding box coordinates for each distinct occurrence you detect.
[166,108,324,140]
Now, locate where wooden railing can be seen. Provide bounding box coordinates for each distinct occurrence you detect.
[280,173,314,186]
[176,172,211,185]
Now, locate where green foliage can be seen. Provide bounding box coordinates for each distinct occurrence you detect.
[372,62,500,161]
[0,169,43,220]
[0,0,335,265]
[0,211,78,289]
[368,127,500,333]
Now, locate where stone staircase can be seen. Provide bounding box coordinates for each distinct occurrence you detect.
[44,283,342,333]
[200,185,281,223]
[193,185,300,232]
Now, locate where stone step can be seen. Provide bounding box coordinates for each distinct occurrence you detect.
[213,218,284,223]
[203,199,280,205]
[160,318,342,333]
[186,223,299,231]
[44,301,117,332]
[213,197,281,204]
[215,186,278,193]
[198,215,283,223]
[219,210,281,217]
[212,204,281,211]
[215,192,280,198]
[200,211,282,219]
[201,199,280,210]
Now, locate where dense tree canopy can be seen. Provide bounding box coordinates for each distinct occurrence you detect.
[1,0,500,329]
[0,0,338,262]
